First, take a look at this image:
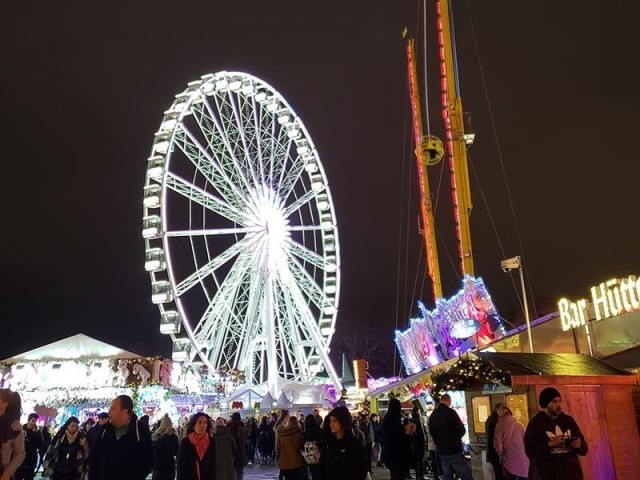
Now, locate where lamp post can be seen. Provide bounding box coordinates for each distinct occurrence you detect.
[501,256,533,353]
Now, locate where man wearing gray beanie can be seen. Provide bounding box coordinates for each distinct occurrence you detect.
[523,387,588,480]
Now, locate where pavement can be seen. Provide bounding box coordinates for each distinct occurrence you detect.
[34,463,402,479]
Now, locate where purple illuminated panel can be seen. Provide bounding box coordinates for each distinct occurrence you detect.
[395,276,505,374]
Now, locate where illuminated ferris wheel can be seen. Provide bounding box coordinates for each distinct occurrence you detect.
[142,72,342,393]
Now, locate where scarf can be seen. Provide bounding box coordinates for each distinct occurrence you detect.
[65,429,79,445]
[188,432,210,461]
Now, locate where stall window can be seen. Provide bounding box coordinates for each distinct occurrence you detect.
[506,394,529,426]
[471,396,491,433]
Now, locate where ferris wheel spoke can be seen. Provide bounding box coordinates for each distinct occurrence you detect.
[285,225,326,232]
[165,227,261,237]
[191,100,254,194]
[282,189,318,218]
[193,249,255,359]
[165,172,247,225]
[175,235,259,297]
[206,95,257,188]
[174,126,247,209]
[277,283,311,378]
[283,253,325,310]
[252,97,267,185]
[227,91,261,186]
[284,238,326,270]
[279,157,314,204]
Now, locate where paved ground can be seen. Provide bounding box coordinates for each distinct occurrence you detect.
[35,463,404,479]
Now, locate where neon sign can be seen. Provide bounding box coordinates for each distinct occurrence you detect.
[558,275,640,331]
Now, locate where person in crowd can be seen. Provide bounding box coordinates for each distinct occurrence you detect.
[411,407,426,480]
[176,412,215,480]
[268,414,278,463]
[351,419,366,447]
[15,413,43,480]
[427,394,473,480]
[246,417,258,466]
[358,414,373,474]
[227,412,250,480]
[38,425,52,473]
[82,418,95,435]
[85,413,108,480]
[425,417,440,478]
[152,414,179,480]
[524,387,588,480]
[370,413,384,468]
[214,418,236,480]
[275,416,304,480]
[382,398,411,480]
[303,414,323,480]
[257,416,273,465]
[320,406,368,480]
[494,407,528,480]
[312,409,323,428]
[89,394,152,480]
[0,389,25,480]
[43,416,89,480]
[484,403,504,480]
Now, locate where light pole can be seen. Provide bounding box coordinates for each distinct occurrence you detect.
[501,256,534,353]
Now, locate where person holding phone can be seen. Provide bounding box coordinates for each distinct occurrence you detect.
[524,388,588,480]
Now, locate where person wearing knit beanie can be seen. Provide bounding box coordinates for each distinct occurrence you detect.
[538,387,561,410]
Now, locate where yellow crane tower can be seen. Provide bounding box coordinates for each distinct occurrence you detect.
[407,0,476,301]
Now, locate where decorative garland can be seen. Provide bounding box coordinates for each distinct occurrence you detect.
[430,358,511,397]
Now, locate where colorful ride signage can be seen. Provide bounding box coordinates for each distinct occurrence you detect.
[558,275,640,331]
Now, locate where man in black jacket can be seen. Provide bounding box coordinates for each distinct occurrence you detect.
[90,395,153,480]
[427,394,473,480]
[524,387,588,480]
[484,402,504,480]
[15,413,43,480]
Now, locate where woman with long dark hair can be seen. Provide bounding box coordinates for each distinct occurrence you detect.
[177,412,216,480]
[257,416,272,465]
[382,398,411,480]
[302,414,323,480]
[43,416,89,480]
[0,388,25,480]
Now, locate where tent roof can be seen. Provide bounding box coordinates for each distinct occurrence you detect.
[2,333,142,363]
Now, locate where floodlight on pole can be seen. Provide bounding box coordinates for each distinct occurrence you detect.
[501,256,534,353]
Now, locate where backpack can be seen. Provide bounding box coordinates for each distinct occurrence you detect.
[302,440,321,465]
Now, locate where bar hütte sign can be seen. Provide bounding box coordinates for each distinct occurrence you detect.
[558,275,640,331]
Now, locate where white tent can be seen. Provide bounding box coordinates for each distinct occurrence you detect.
[2,333,141,363]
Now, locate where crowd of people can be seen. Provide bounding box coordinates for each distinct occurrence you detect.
[0,386,588,480]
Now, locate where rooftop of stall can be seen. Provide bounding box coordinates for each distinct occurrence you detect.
[465,352,639,480]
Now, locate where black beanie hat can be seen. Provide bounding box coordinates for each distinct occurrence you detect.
[539,387,561,408]
[328,406,353,433]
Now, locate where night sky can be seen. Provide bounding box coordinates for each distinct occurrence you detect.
[2,1,639,374]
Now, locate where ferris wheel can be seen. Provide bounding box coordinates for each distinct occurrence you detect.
[142,71,342,393]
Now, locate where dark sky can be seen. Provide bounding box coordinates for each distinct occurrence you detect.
[2,0,639,372]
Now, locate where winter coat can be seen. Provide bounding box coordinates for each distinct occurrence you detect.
[411,413,426,450]
[176,435,216,480]
[427,403,465,455]
[44,430,89,479]
[227,419,250,468]
[524,411,587,480]
[153,432,179,473]
[214,426,236,480]
[320,434,369,480]
[359,421,373,444]
[484,410,500,464]
[20,425,44,470]
[0,420,25,477]
[275,424,304,470]
[257,424,272,455]
[89,414,153,480]
[372,420,383,443]
[382,415,410,470]
[494,415,529,478]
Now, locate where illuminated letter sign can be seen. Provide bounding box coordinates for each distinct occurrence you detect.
[558,275,640,331]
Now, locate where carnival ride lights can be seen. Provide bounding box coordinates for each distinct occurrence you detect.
[142,71,343,395]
